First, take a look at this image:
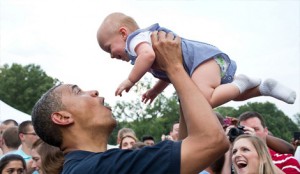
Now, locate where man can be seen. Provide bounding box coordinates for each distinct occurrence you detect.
[170,122,179,141]
[0,119,19,155]
[161,122,179,141]
[142,135,155,146]
[239,111,300,173]
[0,126,21,157]
[1,119,18,128]
[32,31,229,174]
[14,121,39,163]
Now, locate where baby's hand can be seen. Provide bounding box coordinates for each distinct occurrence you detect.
[142,89,159,104]
[115,79,134,96]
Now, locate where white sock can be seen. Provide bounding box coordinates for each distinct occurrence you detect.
[259,79,296,104]
[232,74,261,94]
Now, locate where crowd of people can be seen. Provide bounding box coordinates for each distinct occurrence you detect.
[1,111,300,173]
[0,12,299,174]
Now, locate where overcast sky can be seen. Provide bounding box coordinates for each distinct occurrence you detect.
[1,0,299,119]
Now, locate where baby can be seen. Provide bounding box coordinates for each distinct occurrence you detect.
[97,12,296,107]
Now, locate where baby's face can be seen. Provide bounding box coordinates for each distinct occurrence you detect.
[108,35,129,62]
[98,28,129,62]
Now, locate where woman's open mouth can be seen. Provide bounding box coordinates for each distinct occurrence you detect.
[236,160,247,168]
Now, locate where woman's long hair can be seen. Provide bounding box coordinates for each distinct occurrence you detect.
[233,134,277,174]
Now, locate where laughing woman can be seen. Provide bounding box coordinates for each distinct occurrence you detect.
[232,134,284,174]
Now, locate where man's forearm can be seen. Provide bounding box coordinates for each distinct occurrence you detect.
[151,31,229,173]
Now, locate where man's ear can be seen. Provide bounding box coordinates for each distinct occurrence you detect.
[264,127,269,135]
[51,111,74,125]
[119,27,128,40]
[19,133,25,141]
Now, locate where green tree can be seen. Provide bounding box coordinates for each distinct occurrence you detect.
[293,113,300,128]
[0,63,59,114]
[110,77,180,144]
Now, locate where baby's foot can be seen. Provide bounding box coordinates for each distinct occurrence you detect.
[233,74,261,93]
[259,78,296,104]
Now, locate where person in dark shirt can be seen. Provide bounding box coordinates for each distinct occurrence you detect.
[31,31,229,174]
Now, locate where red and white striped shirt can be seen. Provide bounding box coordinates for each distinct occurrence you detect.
[269,148,300,174]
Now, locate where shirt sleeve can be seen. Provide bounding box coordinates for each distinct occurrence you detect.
[128,31,152,56]
[271,150,300,173]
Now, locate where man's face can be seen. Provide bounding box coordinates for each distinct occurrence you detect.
[22,125,39,148]
[170,123,179,141]
[239,117,268,141]
[144,139,155,146]
[58,84,116,131]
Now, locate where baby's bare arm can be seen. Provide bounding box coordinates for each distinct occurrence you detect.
[128,42,155,84]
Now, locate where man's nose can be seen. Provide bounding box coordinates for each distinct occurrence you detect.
[89,90,99,97]
[110,53,115,59]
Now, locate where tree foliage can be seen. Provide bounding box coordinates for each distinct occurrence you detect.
[0,63,59,114]
[109,78,180,144]
[293,113,300,127]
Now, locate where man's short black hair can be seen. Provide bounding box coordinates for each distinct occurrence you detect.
[142,135,155,142]
[31,84,63,147]
[2,119,18,126]
[238,111,267,128]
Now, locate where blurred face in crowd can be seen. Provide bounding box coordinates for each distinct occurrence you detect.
[232,138,260,174]
[31,148,42,174]
[117,132,136,145]
[170,123,179,141]
[1,160,26,174]
[0,123,17,149]
[239,117,268,142]
[0,125,5,149]
[143,139,155,146]
[20,125,39,149]
[120,136,136,150]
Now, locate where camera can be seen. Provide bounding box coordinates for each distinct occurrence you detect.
[228,125,244,142]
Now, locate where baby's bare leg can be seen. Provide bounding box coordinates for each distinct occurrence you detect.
[191,59,240,108]
[234,86,260,101]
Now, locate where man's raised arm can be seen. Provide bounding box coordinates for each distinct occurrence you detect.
[151,31,229,174]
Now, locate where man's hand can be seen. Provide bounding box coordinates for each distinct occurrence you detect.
[151,31,182,73]
[115,79,134,96]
